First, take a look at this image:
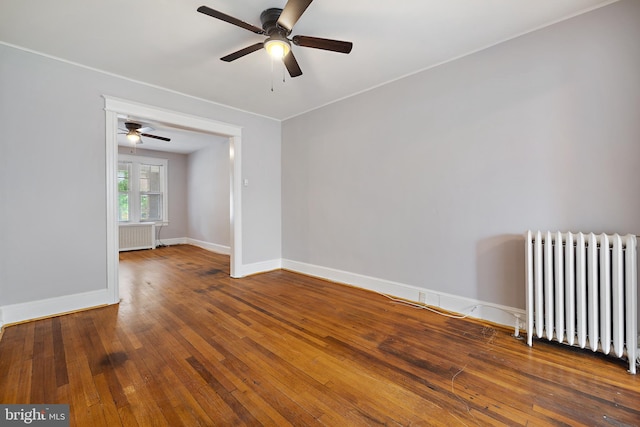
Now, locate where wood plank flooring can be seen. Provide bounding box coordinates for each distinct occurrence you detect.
[1,244,639,426]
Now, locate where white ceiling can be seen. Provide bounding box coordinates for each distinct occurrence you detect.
[116,117,226,154]
[0,0,617,121]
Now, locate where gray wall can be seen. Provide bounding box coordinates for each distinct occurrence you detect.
[0,43,281,306]
[282,0,640,309]
[188,141,230,246]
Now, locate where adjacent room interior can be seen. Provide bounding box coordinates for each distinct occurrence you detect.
[115,117,232,257]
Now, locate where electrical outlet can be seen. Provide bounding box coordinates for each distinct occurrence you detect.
[418,292,426,304]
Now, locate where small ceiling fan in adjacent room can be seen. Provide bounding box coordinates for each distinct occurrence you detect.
[120,122,171,145]
[197,0,353,77]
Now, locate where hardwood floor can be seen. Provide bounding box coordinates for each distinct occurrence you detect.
[1,245,639,426]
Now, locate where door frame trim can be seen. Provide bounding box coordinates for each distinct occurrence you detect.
[104,96,243,304]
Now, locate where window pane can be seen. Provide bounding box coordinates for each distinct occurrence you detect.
[118,163,131,192]
[140,194,162,221]
[140,164,161,192]
[118,194,129,221]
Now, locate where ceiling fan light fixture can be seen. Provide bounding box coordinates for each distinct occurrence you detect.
[127,131,141,143]
[264,37,290,59]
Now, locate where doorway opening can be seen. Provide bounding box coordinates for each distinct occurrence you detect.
[104,96,243,304]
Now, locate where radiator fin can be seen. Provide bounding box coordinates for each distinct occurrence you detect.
[119,223,156,251]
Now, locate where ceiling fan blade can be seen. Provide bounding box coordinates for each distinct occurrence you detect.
[292,35,352,53]
[277,0,313,33]
[283,51,303,78]
[140,133,171,142]
[197,6,265,35]
[221,43,264,62]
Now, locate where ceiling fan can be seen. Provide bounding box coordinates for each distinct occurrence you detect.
[197,0,353,77]
[120,122,171,144]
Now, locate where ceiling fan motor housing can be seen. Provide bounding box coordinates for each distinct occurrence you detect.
[125,122,143,132]
[260,8,286,35]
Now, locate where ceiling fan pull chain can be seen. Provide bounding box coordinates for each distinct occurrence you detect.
[271,57,275,92]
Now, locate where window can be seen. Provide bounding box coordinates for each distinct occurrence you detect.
[118,154,168,223]
[117,162,132,221]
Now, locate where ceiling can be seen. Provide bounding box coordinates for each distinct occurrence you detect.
[0,0,618,121]
[116,117,225,154]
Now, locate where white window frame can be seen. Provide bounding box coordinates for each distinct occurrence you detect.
[118,154,169,225]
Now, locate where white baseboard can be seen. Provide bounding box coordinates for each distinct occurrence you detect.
[157,237,187,246]
[153,237,229,254]
[0,253,524,333]
[281,259,524,330]
[185,238,231,255]
[180,239,279,277]
[0,289,113,329]
[239,259,282,277]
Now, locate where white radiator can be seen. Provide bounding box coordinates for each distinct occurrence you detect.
[525,230,638,374]
[119,223,156,251]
